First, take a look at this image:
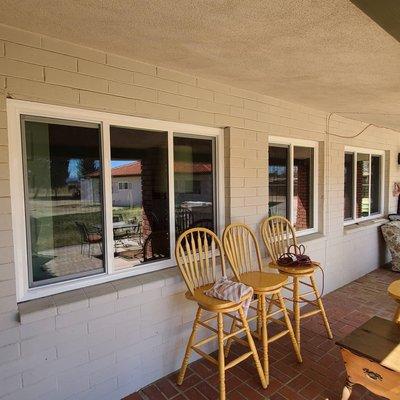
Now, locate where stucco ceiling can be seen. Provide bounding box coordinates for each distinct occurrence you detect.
[1,0,399,131]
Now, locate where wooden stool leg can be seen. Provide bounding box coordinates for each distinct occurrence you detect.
[217,312,226,400]
[394,303,400,324]
[260,294,269,385]
[310,275,333,339]
[257,296,262,338]
[266,293,275,318]
[238,307,267,389]
[277,292,302,363]
[341,379,353,400]
[177,307,202,385]
[224,318,236,357]
[293,277,301,349]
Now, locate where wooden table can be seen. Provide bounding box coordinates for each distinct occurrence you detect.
[336,316,400,400]
[388,280,400,324]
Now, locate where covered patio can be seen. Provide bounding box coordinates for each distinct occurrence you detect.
[0,1,400,400]
[128,268,398,400]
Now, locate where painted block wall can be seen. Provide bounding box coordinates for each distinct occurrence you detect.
[0,23,399,399]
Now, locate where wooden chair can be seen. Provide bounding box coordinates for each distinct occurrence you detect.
[260,216,333,350]
[175,227,267,400]
[223,223,302,384]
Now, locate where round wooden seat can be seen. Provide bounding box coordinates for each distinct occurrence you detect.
[268,260,319,276]
[240,271,287,293]
[388,280,400,301]
[185,284,251,312]
[388,280,400,323]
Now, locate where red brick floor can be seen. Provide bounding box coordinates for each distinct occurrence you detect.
[124,268,399,400]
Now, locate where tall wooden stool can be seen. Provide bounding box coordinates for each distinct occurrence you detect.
[388,280,400,324]
[223,223,302,385]
[175,228,267,400]
[261,216,333,350]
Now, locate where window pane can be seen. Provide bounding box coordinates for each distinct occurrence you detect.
[174,136,215,237]
[22,117,104,287]
[110,127,169,269]
[293,146,314,230]
[268,146,289,219]
[370,155,381,214]
[344,153,354,220]
[356,153,370,218]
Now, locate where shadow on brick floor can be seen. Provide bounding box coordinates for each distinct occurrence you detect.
[124,267,399,400]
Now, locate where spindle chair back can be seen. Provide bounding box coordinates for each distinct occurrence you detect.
[223,223,263,275]
[175,227,226,296]
[261,216,297,262]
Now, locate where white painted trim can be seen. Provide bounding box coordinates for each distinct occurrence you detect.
[343,146,385,226]
[269,136,319,234]
[7,99,224,301]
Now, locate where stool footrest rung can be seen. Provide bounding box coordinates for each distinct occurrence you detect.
[224,327,247,340]
[225,351,253,370]
[265,308,283,319]
[299,297,317,306]
[268,317,286,326]
[268,329,289,343]
[192,347,218,365]
[300,309,321,319]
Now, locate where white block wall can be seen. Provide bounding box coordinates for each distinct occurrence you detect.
[0,23,399,400]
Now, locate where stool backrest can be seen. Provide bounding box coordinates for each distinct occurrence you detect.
[223,223,262,276]
[261,216,298,262]
[175,228,226,295]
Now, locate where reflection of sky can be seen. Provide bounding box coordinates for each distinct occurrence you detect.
[111,160,134,168]
[68,159,80,179]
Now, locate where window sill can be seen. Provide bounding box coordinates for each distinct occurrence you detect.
[297,232,325,244]
[17,266,182,324]
[344,218,389,235]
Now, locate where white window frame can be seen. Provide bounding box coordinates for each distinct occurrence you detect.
[268,136,318,236]
[343,146,385,226]
[7,99,224,301]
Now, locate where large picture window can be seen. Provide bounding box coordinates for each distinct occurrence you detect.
[8,101,223,301]
[268,138,317,234]
[343,147,384,224]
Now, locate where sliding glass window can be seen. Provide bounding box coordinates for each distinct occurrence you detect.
[268,139,317,234]
[11,102,222,301]
[343,148,384,224]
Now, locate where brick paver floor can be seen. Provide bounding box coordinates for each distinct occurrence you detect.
[124,267,399,400]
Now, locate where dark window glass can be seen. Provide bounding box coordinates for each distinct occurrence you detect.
[268,146,289,219]
[293,146,314,230]
[110,127,169,269]
[356,153,370,218]
[22,117,104,287]
[370,155,381,214]
[174,136,215,237]
[344,153,354,220]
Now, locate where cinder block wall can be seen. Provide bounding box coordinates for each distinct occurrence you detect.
[0,23,399,400]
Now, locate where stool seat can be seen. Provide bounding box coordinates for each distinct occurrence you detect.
[388,280,400,301]
[268,261,319,276]
[388,279,400,324]
[240,271,287,292]
[185,284,250,311]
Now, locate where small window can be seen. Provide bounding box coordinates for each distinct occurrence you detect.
[268,139,317,233]
[343,148,384,224]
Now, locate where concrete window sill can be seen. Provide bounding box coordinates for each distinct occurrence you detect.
[344,218,388,235]
[17,266,183,324]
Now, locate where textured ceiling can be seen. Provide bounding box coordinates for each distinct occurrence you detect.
[1,0,399,131]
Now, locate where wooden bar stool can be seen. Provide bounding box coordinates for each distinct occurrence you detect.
[388,280,400,324]
[175,228,267,400]
[261,216,333,351]
[222,223,302,385]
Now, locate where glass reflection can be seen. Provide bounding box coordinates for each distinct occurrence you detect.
[370,155,381,214]
[110,127,169,270]
[22,118,104,287]
[344,153,354,220]
[174,136,215,238]
[268,146,289,219]
[356,153,370,218]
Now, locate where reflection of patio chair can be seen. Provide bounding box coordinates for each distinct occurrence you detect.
[190,218,214,231]
[143,231,169,262]
[113,214,123,223]
[175,207,194,238]
[75,222,102,258]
